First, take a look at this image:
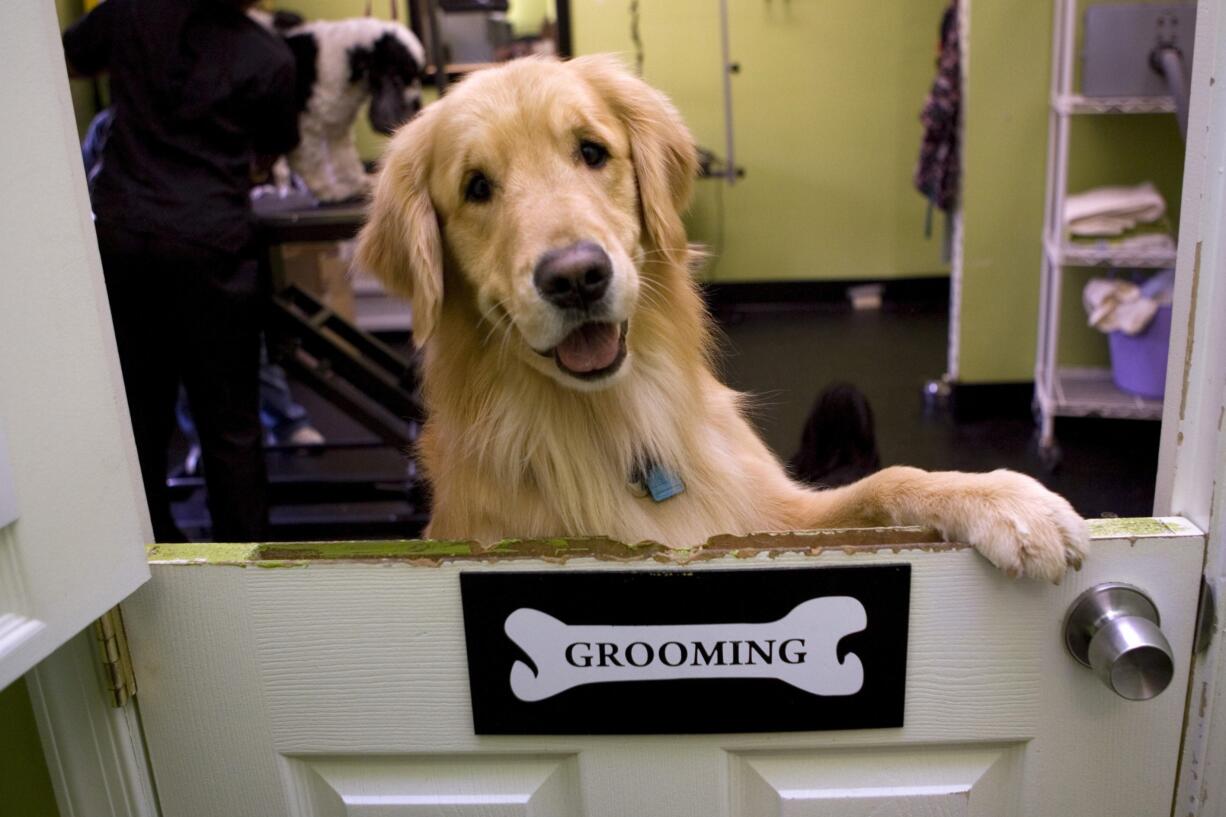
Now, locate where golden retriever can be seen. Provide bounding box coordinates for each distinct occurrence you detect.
[356,55,1087,581]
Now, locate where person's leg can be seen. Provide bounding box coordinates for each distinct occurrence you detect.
[258,338,317,443]
[95,226,185,542]
[175,385,204,475]
[175,243,269,541]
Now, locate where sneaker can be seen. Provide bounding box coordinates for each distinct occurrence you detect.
[283,425,325,447]
[184,444,202,476]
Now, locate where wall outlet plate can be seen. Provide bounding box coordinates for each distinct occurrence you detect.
[1082,3,1197,97]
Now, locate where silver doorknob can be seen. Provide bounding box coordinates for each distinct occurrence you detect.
[1063,583,1175,700]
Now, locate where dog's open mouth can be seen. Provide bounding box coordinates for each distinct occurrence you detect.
[549,321,628,380]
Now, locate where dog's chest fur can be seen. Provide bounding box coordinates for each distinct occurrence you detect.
[418,337,800,547]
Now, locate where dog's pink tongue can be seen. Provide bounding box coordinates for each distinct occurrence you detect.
[556,323,620,373]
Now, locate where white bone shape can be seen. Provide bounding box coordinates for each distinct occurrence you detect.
[505,597,867,702]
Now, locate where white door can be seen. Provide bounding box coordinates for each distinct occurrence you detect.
[124,520,1205,817]
[0,0,150,690]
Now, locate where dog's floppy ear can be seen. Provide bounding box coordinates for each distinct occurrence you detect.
[356,109,443,343]
[570,55,697,268]
[347,46,372,85]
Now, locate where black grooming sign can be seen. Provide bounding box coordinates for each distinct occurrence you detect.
[460,565,910,734]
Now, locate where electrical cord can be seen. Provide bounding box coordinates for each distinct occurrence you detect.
[630,0,643,75]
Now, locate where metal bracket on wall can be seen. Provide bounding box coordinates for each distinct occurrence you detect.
[93,606,137,708]
[424,0,449,94]
[718,0,739,185]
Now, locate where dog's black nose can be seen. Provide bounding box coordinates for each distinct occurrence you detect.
[533,242,612,310]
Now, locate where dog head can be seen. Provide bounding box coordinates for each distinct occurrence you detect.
[357,55,697,391]
[349,26,426,135]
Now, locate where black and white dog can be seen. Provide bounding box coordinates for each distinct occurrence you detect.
[259,11,426,202]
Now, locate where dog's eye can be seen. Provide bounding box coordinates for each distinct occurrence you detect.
[579,140,609,169]
[464,172,493,203]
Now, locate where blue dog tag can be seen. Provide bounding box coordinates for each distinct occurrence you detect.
[643,462,685,502]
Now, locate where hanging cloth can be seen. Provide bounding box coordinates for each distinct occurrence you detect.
[914,2,961,221]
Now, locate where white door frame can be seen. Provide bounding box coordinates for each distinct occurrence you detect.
[21,0,1226,814]
[1157,0,1226,813]
[26,633,160,817]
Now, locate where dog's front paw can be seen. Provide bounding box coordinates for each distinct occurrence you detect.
[945,470,1088,582]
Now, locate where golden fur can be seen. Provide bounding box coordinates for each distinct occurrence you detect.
[357,55,1088,581]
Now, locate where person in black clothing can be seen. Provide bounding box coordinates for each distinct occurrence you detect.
[63,0,300,542]
[789,383,882,489]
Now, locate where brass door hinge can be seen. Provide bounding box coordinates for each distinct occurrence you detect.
[93,606,136,707]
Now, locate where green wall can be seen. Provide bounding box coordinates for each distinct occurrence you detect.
[572,0,950,282]
[57,0,98,139]
[507,0,555,37]
[0,678,59,817]
[958,0,1186,382]
[290,0,403,15]
[957,0,1051,383]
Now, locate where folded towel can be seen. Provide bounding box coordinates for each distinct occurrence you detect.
[1069,231,1176,256]
[1065,182,1166,237]
[1083,279,1156,334]
[1083,269,1175,335]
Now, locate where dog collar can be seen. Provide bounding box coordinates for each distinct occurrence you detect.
[629,459,686,502]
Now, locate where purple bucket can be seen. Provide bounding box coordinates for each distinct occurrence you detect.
[1108,304,1173,399]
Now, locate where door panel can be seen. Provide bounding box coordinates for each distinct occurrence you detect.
[0,0,150,688]
[730,745,1020,817]
[286,755,581,816]
[124,520,1203,817]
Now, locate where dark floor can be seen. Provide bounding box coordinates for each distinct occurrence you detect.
[714,302,1161,520]
[171,297,1162,539]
